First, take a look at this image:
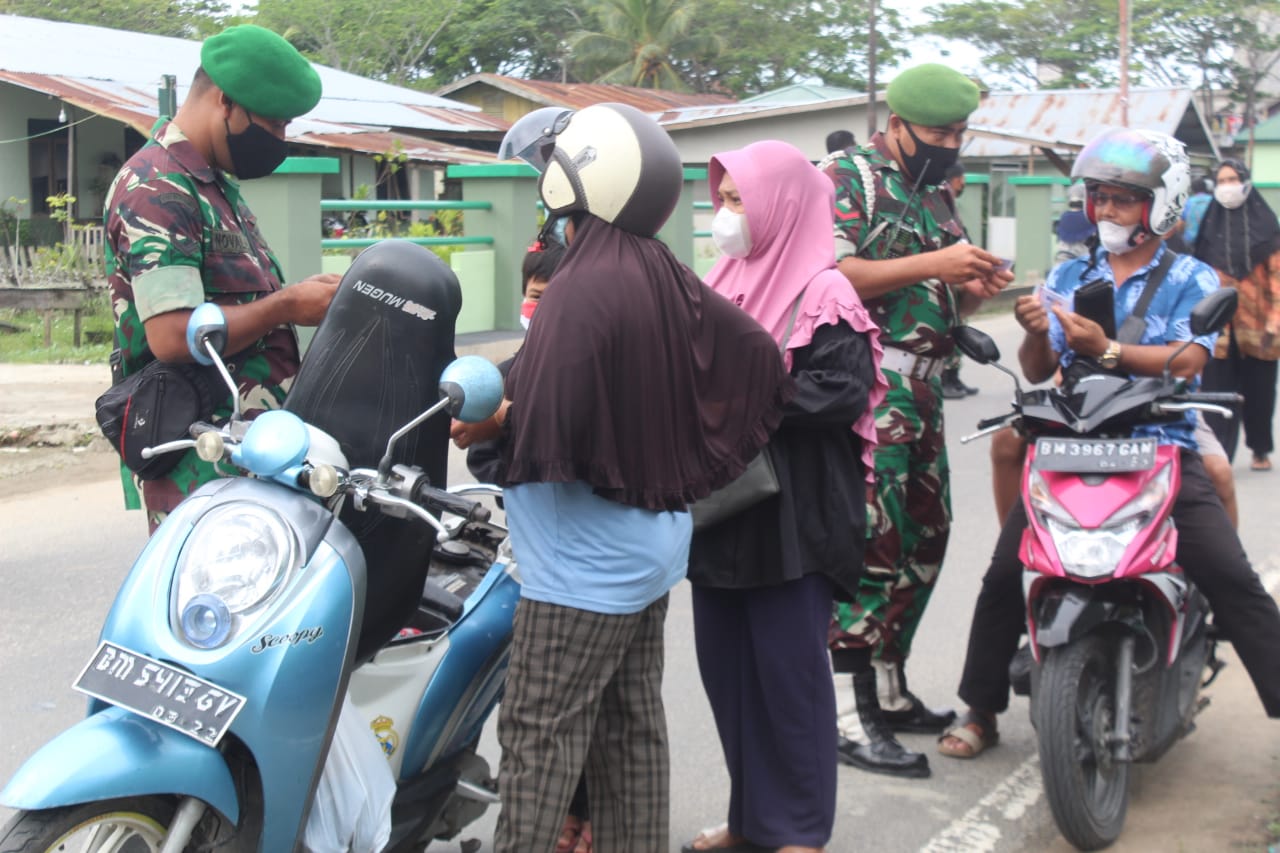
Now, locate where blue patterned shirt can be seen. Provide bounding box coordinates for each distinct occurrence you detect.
[1045,243,1219,450]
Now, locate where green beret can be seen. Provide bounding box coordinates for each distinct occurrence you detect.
[200,25,321,120]
[886,64,980,127]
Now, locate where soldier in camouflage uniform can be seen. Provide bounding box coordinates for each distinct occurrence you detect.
[823,64,1013,778]
[105,25,339,533]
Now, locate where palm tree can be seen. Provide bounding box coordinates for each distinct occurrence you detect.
[569,0,719,89]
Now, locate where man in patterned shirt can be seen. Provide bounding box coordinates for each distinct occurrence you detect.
[938,128,1280,760]
[105,24,339,532]
[824,63,1013,778]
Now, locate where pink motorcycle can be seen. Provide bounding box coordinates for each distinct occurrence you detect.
[954,287,1240,851]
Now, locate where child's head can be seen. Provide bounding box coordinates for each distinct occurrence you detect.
[522,244,565,298]
[520,244,565,328]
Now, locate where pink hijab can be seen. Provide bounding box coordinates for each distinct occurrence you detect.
[704,139,886,479]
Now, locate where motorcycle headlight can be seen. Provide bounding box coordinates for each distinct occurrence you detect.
[173,502,298,649]
[1028,470,1073,524]
[1046,516,1144,578]
[1033,464,1171,580]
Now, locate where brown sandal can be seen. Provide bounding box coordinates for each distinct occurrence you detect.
[937,710,999,759]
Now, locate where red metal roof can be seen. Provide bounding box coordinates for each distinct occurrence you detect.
[437,72,734,112]
[0,71,158,135]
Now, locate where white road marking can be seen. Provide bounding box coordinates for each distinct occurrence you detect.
[918,755,1043,852]
[917,561,1280,852]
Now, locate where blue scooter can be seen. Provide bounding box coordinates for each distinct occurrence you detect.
[1,242,517,852]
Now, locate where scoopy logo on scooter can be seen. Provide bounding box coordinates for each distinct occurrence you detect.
[250,627,324,654]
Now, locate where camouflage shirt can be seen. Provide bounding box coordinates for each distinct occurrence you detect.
[105,120,300,509]
[825,132,966,357]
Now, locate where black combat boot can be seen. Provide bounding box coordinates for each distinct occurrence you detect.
[836,670,931,778]
[876,659,958,734]
[936,366,962,399]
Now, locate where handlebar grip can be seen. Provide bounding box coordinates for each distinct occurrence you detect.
[412,482,492,523]
[1183,392,1243,406]
[976,414,1011,431]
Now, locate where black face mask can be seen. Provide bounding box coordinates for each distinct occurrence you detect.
[225,113,289,180]
[899,121,960,188]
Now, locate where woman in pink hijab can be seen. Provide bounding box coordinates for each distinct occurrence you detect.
[682,140,886,853]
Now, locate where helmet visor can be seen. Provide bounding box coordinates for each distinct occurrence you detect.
[498,107,575,173]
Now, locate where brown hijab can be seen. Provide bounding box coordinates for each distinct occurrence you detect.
[503,214,790,511]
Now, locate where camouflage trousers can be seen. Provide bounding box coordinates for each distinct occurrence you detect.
[831,370,951,663]
[138,450,229,534]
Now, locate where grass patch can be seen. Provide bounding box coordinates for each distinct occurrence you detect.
[0,290,114,364]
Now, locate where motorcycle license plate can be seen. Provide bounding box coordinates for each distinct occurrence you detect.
[74,641,246,747]
[1032,437,1158,473]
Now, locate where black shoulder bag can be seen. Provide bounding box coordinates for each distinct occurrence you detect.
[95,349,230,481]
[688,290,806,532]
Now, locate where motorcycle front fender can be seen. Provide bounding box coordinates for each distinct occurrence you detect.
[0,705,239,822]
[1032,584,1122,652]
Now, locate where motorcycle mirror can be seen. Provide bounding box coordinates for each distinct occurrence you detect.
[186,302,241,422]
[1189,288,1238,337]
[1162,289,1241,381]
[439,356,505,423]
[375,356,505,482]
[953,325,1001,364]
[186,303,228,365]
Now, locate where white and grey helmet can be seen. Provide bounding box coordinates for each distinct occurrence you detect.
[1071,127,1190,237]
[499,102,683,238]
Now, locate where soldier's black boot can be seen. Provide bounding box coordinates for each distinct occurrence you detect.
[876,659,958,734]
[939,366,968,399]
[836,670,931,778]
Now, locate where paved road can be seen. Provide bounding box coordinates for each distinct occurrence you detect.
[1,314,1277,851]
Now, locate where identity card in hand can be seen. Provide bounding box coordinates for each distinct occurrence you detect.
[1037,284,1071,312]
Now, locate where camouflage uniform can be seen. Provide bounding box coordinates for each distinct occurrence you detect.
[825,133,966,664]
[105,120,301,532]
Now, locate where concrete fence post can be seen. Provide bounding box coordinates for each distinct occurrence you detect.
[1009,175,1069,286]
[450,163,539,331]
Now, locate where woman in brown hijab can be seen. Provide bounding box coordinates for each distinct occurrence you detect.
[482,103,790,853]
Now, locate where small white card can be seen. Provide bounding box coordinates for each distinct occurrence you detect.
[1037,284,1070,311]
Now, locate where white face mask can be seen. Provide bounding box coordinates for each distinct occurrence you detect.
[1214,182,1249,210]
[711,206,752,259]
[1097,220,1144,255]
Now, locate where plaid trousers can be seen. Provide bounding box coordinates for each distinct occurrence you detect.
[494,595,670,853]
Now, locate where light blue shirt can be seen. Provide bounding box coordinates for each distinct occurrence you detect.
[1045,243,1219,451]
[1181,194,1212,246]
[504,481,691,614]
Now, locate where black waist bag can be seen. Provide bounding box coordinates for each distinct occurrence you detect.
[95,359,226,480]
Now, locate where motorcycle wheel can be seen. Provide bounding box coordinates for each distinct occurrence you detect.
[1035,634,1131,850]
[0,796,208,853]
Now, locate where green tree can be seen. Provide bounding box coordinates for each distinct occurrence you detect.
[254,0,466,84]
[920,0,1119,89]
[255,0,586,87]
[568,0,718,89]
[0,0,227,37]
[687,0,907,96]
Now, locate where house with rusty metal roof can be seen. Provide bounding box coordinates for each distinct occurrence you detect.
[0,14,506,224]
[435,72,734,124]
[650,85,1220,170]
[647,83,1222,267]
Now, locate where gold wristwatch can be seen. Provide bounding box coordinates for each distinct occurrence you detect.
[1099,340,1122,369]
